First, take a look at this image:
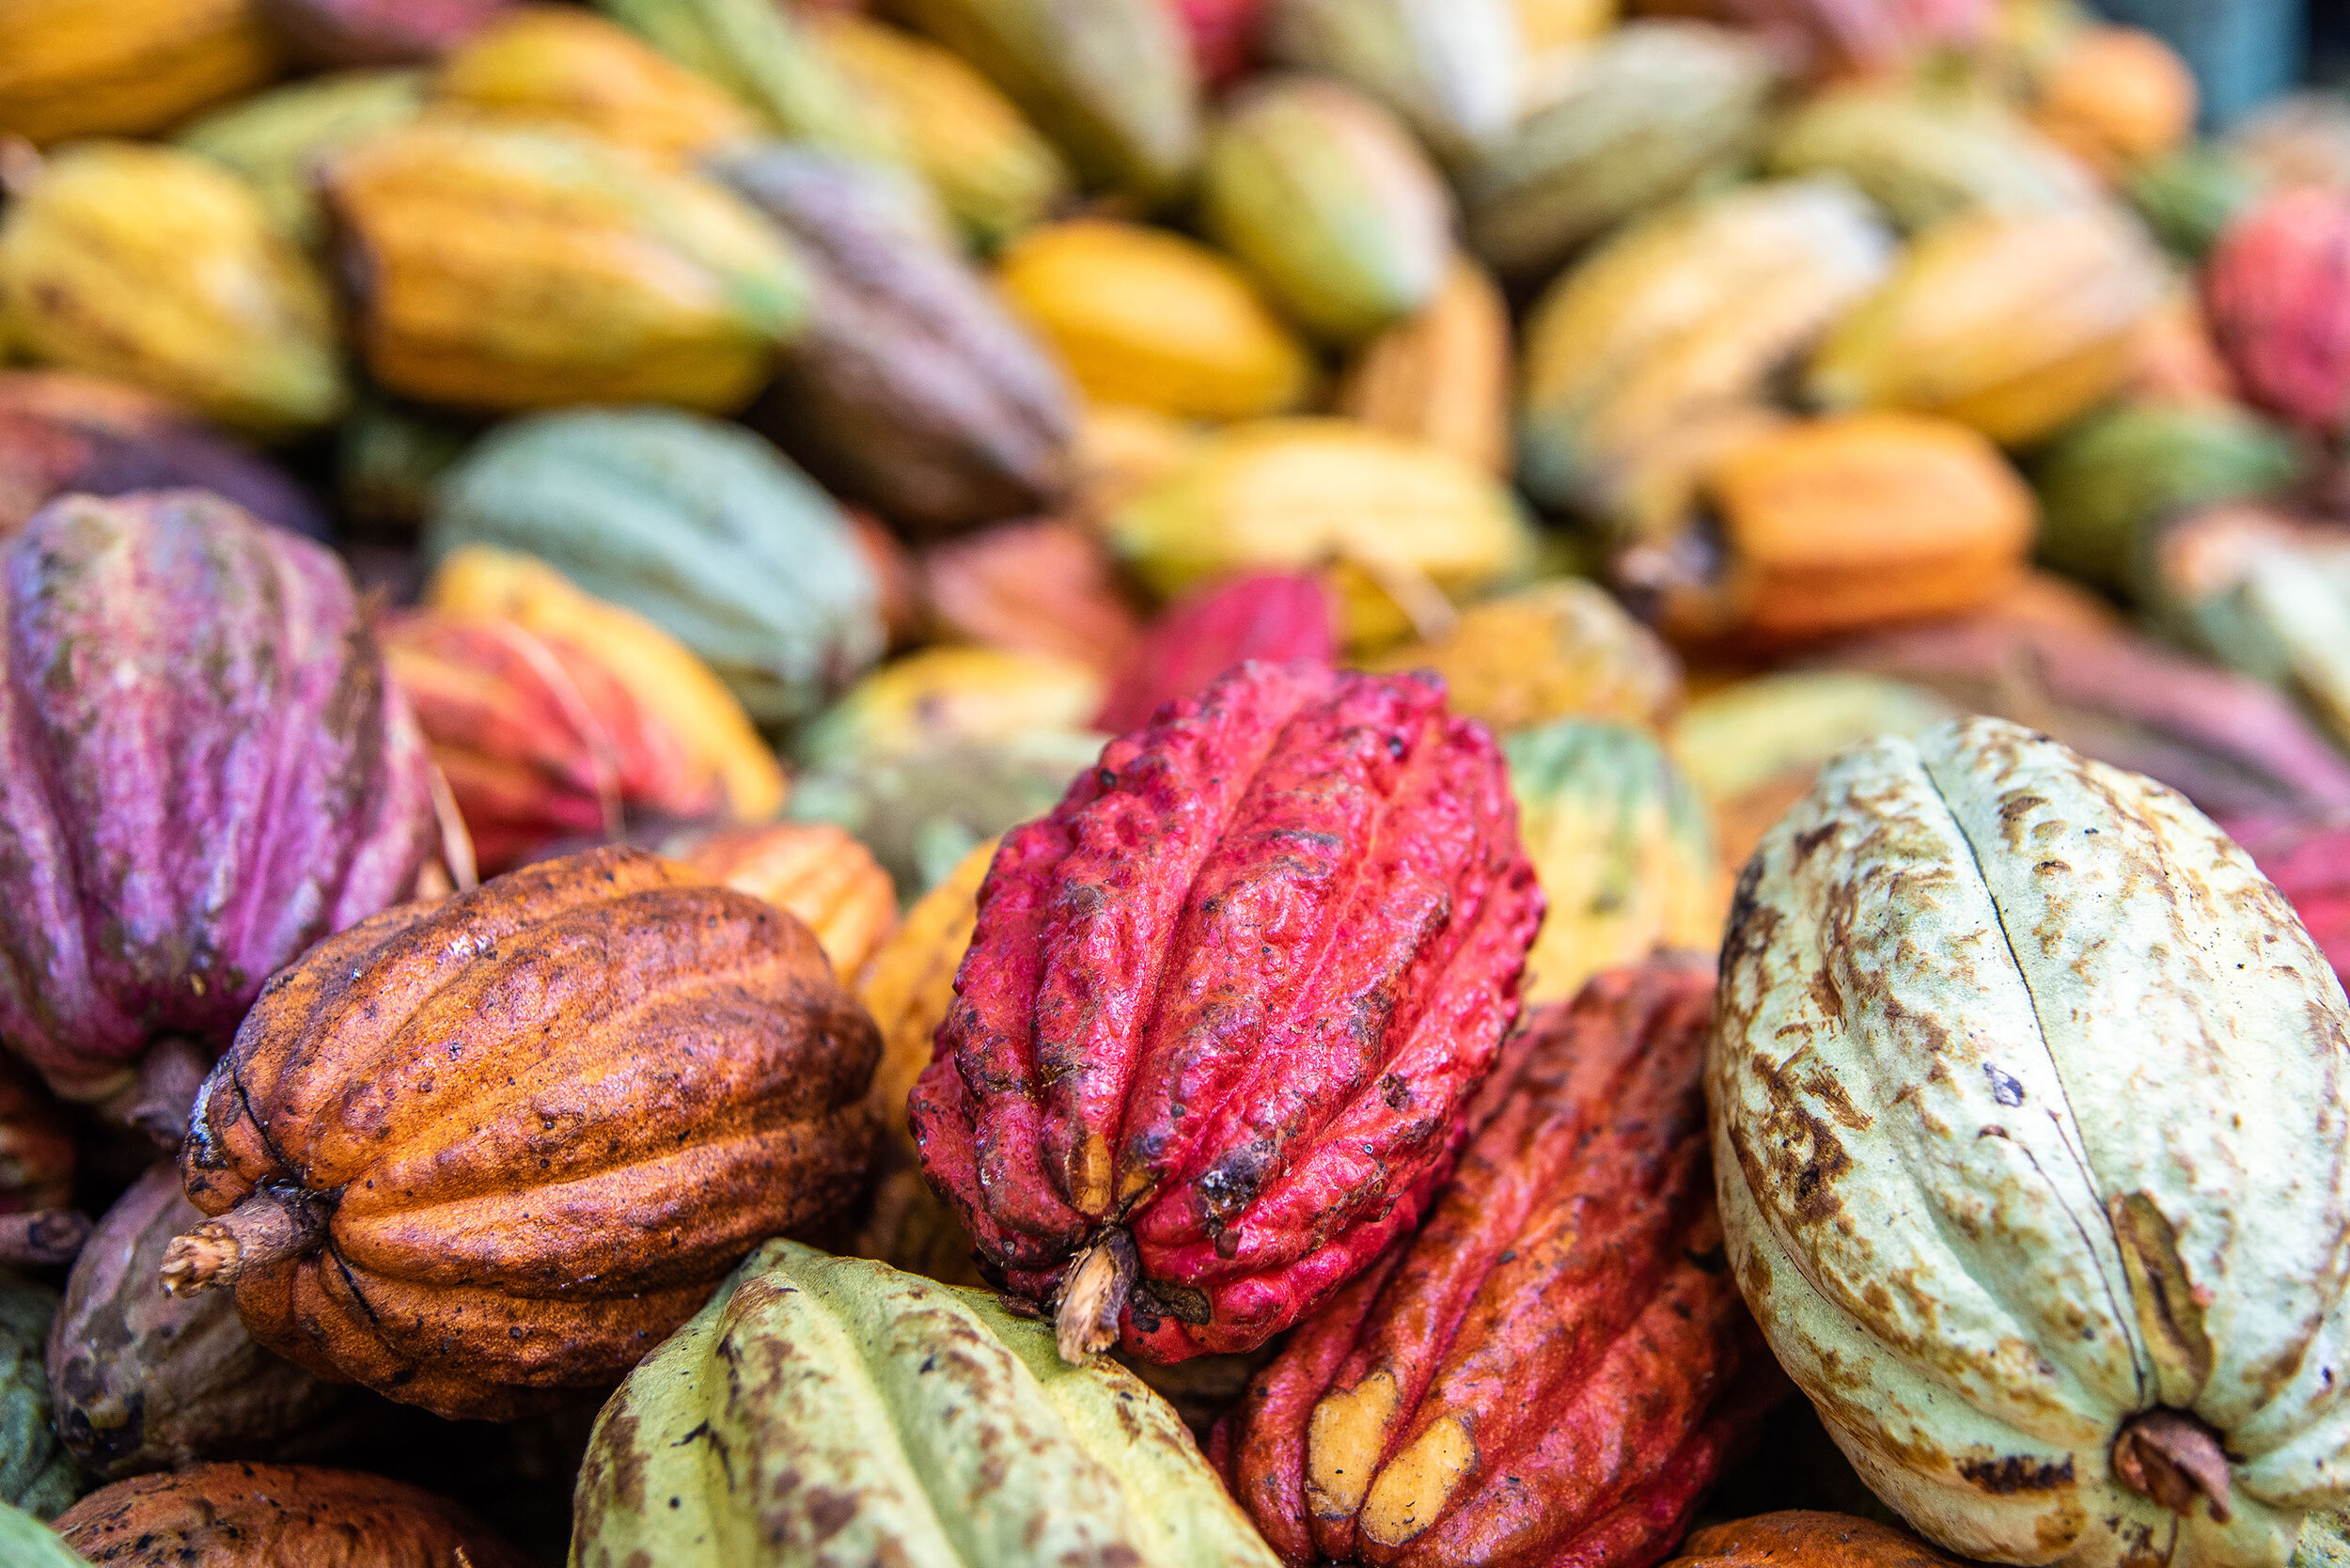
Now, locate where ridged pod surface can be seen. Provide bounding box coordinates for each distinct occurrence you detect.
[54,1464,531,1567]
[2206,188,2350,435]
[1366,580,1682,737]
[910,661,1543,1362]
[174,847,879,1419]
[0,0,278,146]
[570,1240,1280,1568]
[658,820,899,982]
[860,838,997,1152]
[1215,962,1778,1566]
[0,491,440,1109]
[2228,818,2350,994]
[1663,1512,1972,1568]
[1096,571,1336,736]
[1714,714,2350,1567]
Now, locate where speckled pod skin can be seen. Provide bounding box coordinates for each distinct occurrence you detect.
[911,660,1543,1362]
[0,490,439,1109]
[54,1462,533,1567]
[1713,714,2350,1568]
[2205,188,2350,435]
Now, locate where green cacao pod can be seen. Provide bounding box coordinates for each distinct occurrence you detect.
[427,407,884,729]
[174,69,426,247]
[0,1498,83,1567]
[571,1240,1280,1568]
[1767,84,2097,235]
[2128,144,2266,260]
[2031,401,2302,591]
[1264,0,1519,163]
[595,0,898,162]
[0,1272,76,1520]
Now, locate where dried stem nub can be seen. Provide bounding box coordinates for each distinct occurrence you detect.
[2113,1407,2233,1523]
[1055,1231,1137,1364]
[160,1184,330,1297]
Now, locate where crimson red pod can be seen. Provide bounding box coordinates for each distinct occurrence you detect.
[1094,571,1337,734]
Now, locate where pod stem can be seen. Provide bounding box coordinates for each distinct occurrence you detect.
[2113,1407,2234,1523]
[0,1209,91,1267]
[98,1036,212,1150]
[159,1185,330,1297]
[1055,1231,1137,1364]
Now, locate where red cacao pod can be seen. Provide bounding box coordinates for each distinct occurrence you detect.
[910,660,1543,1364]
[167,847,878,1419]
[2221,816,2350,989]
[0,491,441,1124]
[381,607,721,874]
[2205,187,2350,433]
[1213,960,1780,1567]
[0,371,326,543]
[52,1462,531,1567]
[258,0,517,67]
[1094,571,1338,735]
[1171,0,1265,86]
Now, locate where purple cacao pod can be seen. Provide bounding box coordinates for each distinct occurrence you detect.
[0,489,441,1126]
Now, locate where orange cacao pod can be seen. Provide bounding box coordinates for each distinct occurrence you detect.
[1665,1512,1970,1568]
[1214,960,1778,1566]
[53,1463,531,1567]
[919,519,1143,677]
[910,661,1543,1364]
[2029,25,2196,177]
[657,820,899,981]
[168,846,880,1419]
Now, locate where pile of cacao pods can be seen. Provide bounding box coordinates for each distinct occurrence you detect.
[6,0,2350,1564]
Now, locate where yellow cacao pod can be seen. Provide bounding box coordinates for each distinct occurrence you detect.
[857,835,995,1150]
[594,0,899,165]
[1109,417,1538,651]
[1807,203,2169,447]
[0,142,345,437]
[175,69,427,247]
[0,0,279,147]
[1364,578,1683,734]
[660,820,900,981]
[814,13,1070,252]
[797,646,1106,767]
[433,7,760,160]
[1336,255,1513,478]
[1766,82,2098,234]
[321,119,807,413]
[423,543,787,822]
[1073,402,1205,517]
[996,220,1315,421]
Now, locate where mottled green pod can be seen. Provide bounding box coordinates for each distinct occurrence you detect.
[0,1272,77,1520]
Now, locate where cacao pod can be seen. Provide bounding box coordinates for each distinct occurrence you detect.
[0,370,326,542]
[1668,670,1955,869]
[2230,93,2350,196]
[2126,287,2242,405]
[175,69,426,247]
[1665,1513,1971,1568]
[0,491,441,1116]
[811,12,1071,251]
[1807,203,2170,448]
[855,1162,987,1288]
[891,0,1200,202]
[1200,75,1452,346]
[0,0,278,147]
[2219,818,2350,995]
[1366,579,1683,736]
[2129,145,2265,260]
[858,838,996,1150]
[167,846,880,1419]
[54,1464,530,1567]
[911,660,1544,1362]
[420,542,787,823]
[0,1271,75,1518]
[425,408,884,729]
[1715,713,2350,1567]
[1508,723,1723,1005]
[1336,255,1512,478]
[851,506,929,651]
[1766,84,2097,235]
[1074,402,1205,517]
[1828,616,2350,827]
[49,1166,353,1483]
[1647,412,2036,648]
[0,1058,78,1271]
[1215,960,1778,1566]
[1174,0,1266,85]
[0,143,346,439]
[1264,0,1519,162]
[1110,418,1538,652]
[0,1498,81,1565]
[595,0,898,162]
[381,606,723,873]
[1459,23,1781,283]
[1516,180,1895,524]
[433,7,760,159]
[657,820,899,980]
[2031,400,2302,591]
[2029,24,2197,178]
[572,1239,1281,1568]
[1095,570,1337,735]
[2307,1513,2350,1568]
[259,0,515,68]
[1630,0,1987,77]
[717,145,1076,536]
[321,119,807,415]
[919,519,1142,675]
[2205,187,2350,434]
[995,219,1316,421]
[800,646,1106,769]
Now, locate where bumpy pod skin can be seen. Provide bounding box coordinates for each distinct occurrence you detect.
[54,1462,532,1567]
[1664,1512,1973,1568]
[1215,962,1780,1567]
[658,820,900,983]
[910,661,1543,1362]
[1713,714,2350,1568]
[178,846,880,1420]
[0,491,440,1107]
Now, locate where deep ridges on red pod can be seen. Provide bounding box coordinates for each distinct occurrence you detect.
[2205,186,2350,433]
[1211,961,1781,1567]
[910,659,1543,1364]
[1094,571,1338,734]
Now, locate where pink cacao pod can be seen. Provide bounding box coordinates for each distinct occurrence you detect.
[910,660,1544,1364]
[1094,571,1338,735]
[1170,0,1265,86]
[2205,186,2350,433]
[0,490,441,1128]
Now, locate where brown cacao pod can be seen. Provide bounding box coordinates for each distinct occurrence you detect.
[1664,1512,1970,1568]
[910,660,1544,1364]
[53,1463,531,1567]
[48,1165,354,1483]
[919,520,1143,676]
[656,820,899,981]
[1214,960,1779,1566]
[1094,570,1337,735]
[167,846,880,1419]
[260,0,517,67]
[0,491,442,1122]
[720,146,1076,535]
